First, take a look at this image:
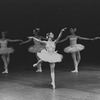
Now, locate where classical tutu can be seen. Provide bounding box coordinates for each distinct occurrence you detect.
[37,49,63,63]
[28,45,45,53]
[64,44,85,53]
[0,47,14,54]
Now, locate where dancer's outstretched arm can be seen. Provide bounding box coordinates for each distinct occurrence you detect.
[78,36,94,40]
[57,36,69,43]
[7,39,23,42]
[28,36,46,44]
[39,36,48,40]
[20,38,32,45]
[54,27,67,44]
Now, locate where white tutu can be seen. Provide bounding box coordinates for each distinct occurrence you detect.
[0,47,14,54]
[64,44,85,53]
[37,49,63,63]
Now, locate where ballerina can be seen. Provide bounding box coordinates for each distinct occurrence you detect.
[28,27,67,89]
[0,31,22,73]
[20,28,47,72]
[58,28,95,73]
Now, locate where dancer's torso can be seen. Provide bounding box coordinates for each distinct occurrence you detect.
[0,39,8,48]
[33,37,43,45]
[69,36,78,46]
[46,41,55,53]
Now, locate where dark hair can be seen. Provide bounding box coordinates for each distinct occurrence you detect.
[35,28,40,31]
[46,32,54,39]
[33,28,40,36]
[70,28,77,33]
[2,31,7,35]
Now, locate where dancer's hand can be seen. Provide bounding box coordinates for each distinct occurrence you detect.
[19,40,30,45]
[92,37,100,40]
[61,27,67,32]
[18,40,23,45]
[19,40,23,42]
[95,37,100,40]
[28,36,33,39]
[19,42,23,45]
[19,41,24,45]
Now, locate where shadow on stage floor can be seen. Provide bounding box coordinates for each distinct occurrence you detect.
[0,64,100,100]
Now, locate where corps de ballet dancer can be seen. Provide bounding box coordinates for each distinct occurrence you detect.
[28,27,67,89]
[0,31,22,73]
[58,28,95,73]
[20,28,47,72]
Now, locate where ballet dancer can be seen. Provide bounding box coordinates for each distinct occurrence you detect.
[58,28,95,73]
[20,28,47,72]
[0,31,22,73]
[28,27,67,89]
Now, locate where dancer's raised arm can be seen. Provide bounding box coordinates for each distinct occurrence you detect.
[54,27,67,44]
[28,36,46,44]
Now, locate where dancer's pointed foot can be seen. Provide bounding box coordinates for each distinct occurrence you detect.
[33,63,37,67]
[36,69,42,72]
[71,70,78,73]
[51,82,55,89]
[2,70,8,74]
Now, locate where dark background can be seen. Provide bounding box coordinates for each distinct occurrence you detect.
[0,0,100,72]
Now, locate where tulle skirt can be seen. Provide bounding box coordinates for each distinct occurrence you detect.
[28,45,45,53]
[0,47,14,54]
[37,49,63,63]
[64,44,85,53]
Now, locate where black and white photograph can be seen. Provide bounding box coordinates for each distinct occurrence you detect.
[0,0,100,100]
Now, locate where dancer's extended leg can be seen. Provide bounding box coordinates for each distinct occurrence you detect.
[33,59,43,67]
[50,63,55,89]
[36,54,42,72]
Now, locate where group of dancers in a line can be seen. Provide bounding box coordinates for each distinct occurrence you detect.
[0,27,100,89]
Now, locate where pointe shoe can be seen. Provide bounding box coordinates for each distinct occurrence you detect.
[33,63,37,67]
[71,70,78,73]
[2,70,8,74]
[36,69,42,72]
[51,82,55,89]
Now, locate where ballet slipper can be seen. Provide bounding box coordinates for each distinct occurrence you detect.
[71,70,78,73]
[33,63,37,67]
[36,69,42,72]
[2,70,8,74]
[51,82,55,89]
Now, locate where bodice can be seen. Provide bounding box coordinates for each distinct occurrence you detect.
[69,37,77,46]
[33,39,41,45]
[0,40,8,48]
[46,41,55,52]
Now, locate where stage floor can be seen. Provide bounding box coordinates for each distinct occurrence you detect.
[0,67,100,100]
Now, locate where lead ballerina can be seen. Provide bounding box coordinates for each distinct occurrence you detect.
[28,27,67,89]
[58,28,95,73]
